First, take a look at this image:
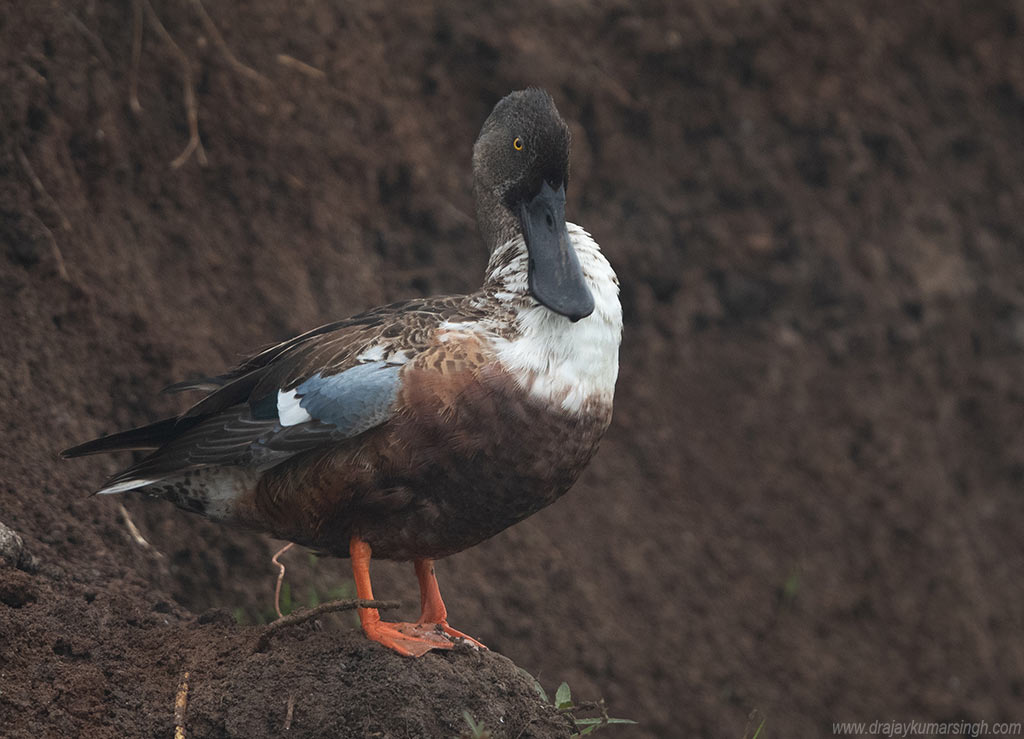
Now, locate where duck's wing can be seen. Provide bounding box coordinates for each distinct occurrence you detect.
[63,297,474,493]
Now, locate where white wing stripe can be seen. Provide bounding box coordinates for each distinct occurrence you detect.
[277,388,313,426]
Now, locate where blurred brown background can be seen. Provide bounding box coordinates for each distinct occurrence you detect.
[2,1,1023,736]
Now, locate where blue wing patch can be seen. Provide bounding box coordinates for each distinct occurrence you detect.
[291,361,402,438]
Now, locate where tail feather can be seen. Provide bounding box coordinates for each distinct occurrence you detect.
[60,417,182,458]
[96,477,161,495]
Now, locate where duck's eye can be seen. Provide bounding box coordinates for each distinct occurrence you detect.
[513,137,523,151]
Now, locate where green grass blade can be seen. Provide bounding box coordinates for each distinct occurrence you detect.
[752,717,767,739]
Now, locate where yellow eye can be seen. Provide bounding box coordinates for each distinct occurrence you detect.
[513,137,523,151]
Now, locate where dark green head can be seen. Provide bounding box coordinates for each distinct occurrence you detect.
[473,89,594,322]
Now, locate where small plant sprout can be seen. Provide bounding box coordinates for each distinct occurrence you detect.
[512,668,634,736]
[552,680,636,736]
[556,681,573,709]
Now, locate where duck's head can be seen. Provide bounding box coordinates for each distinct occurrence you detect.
[473,89,595,322]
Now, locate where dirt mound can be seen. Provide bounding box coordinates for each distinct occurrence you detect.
[0,561,571,737]
[3,0,1024,737]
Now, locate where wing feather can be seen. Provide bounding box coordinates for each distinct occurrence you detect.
[69,294,489,493]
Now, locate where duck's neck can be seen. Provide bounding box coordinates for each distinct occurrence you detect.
[482,235,531,304]
[480,224,623,415]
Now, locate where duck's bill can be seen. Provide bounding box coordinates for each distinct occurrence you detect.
[519,181,595,322]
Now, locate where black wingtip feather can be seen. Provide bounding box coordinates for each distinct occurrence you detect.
[61,417,183,458]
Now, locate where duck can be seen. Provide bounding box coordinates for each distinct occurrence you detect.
[63,88,623,657]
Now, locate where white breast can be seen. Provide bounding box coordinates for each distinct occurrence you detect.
[489,224,622,414]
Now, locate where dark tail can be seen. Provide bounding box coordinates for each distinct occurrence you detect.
[61,417,182,458]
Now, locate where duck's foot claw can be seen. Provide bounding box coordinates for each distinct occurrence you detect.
[435,622,487,651]
[364,620,486,657]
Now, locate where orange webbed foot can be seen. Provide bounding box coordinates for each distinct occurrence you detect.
[364,620,485,658]
[350,539,486,658]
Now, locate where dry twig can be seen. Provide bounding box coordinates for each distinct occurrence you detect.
[283,694,296,731]
[256,599,400,650]
[119,503,163,557]
[173,670,190,739]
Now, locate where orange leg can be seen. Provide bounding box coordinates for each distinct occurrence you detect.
[414,558,487,649]
[349,536,485,657]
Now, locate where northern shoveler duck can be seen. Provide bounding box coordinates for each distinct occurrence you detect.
[63,88,622,657]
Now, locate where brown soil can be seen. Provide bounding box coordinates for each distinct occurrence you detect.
[3,1,1023,737]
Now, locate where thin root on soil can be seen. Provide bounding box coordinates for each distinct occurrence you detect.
[191,0,269,86]
[140,0,207,168]
[276,54,325,79]
[129,0,143,113]
[14,145,72,282]
[271,541,294,619]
